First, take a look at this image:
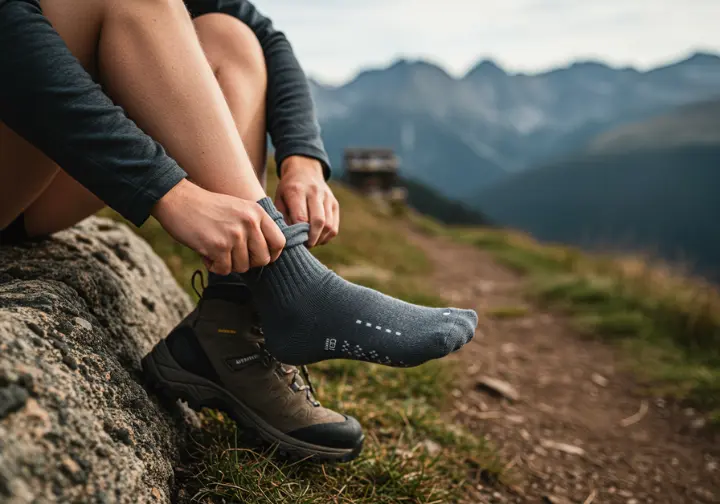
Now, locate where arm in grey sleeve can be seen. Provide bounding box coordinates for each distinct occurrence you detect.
[0,0,187,226]
[185,0,331,179]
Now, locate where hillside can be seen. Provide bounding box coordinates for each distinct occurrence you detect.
[473,99,720,281]
[312,52,720,199]
[102,176,720,502]
[401,177,490,226]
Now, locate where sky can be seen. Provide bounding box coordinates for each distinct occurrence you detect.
[254,0,720,86]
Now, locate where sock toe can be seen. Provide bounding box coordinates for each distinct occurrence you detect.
[448,308,478,351]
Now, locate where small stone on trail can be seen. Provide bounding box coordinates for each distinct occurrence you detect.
[591,373,608,387]
[477,376,520,402]
[542,495,574,504]
[690,417,706,430]
[540,439,586,456]
[500,343,517,354]
[534,445,549,457]
[467,363,481,375]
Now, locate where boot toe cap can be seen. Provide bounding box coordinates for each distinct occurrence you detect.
[286,415,364,450]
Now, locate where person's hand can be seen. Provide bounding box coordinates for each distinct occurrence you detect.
[152,179,286,275]
[275,156,339,247]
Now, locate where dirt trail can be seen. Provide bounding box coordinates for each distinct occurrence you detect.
[407,230,719,504]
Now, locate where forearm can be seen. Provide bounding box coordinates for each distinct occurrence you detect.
[185,0,331,179]
[0,0,186,226]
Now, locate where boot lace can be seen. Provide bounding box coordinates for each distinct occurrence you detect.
[255,326,320,407]
[191,270,320,407]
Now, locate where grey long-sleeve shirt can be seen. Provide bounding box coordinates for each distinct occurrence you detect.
[0,0,329,227]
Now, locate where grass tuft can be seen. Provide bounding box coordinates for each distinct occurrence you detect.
[484,306,530,320]
[184,361,502,503]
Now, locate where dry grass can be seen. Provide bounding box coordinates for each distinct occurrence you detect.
[440,225,720,417]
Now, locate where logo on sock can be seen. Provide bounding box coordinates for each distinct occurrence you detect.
[324,338,337,351]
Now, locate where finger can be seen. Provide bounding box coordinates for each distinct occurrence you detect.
[260,214,287,262]
[284,187,308,225]
[247,224,272,269]
[230,231,250,273]
[319,196,336,245]
[274,197,290,223]
[307,194,325,248]
[209,249,232,276]
[333,200,340,236]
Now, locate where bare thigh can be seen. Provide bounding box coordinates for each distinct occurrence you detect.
[0,0,106,233]
[0,3,269,237]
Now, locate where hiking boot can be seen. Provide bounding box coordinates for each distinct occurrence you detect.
[142,273,364,462]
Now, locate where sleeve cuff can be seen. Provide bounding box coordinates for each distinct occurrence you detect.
[122,161,187,227]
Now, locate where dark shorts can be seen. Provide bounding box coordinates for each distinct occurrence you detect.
[0,213,27,246]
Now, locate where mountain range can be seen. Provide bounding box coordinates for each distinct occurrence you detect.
[475,99,720,280]
[310,52,720,201]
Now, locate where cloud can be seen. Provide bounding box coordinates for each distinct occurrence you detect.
[255,0,720,85]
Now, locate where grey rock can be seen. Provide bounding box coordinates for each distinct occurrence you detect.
[0,384,28,419]
[0,218,194,503]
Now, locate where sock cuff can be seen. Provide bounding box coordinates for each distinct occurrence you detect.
[257,197,309,249]
[251,243,328,306]
[257,197,285,225]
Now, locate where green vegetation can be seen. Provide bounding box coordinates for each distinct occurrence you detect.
[444,226,720,417]
[484,306,530,320]
[188,361,500,503]
[102,176,501,503]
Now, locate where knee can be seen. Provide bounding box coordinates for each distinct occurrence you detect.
[112,0,193,28]
[194,13,267,85]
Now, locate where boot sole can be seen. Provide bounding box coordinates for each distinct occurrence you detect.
[142,340,364,463]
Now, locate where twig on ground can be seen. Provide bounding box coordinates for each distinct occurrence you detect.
[620,400,649,427]
[583,489,598,504]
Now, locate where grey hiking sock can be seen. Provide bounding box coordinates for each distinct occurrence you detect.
[243,198,478,368]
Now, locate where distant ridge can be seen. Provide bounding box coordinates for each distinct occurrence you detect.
[473,99,720,281]
[311,51,720,204]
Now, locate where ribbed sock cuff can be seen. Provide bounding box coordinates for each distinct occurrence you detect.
[254,243,328,307]
[250,198,328,305]
[257,197,286,228]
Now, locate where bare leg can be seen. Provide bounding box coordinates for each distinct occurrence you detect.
[1,0,268,235]
[194,13,268,186]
